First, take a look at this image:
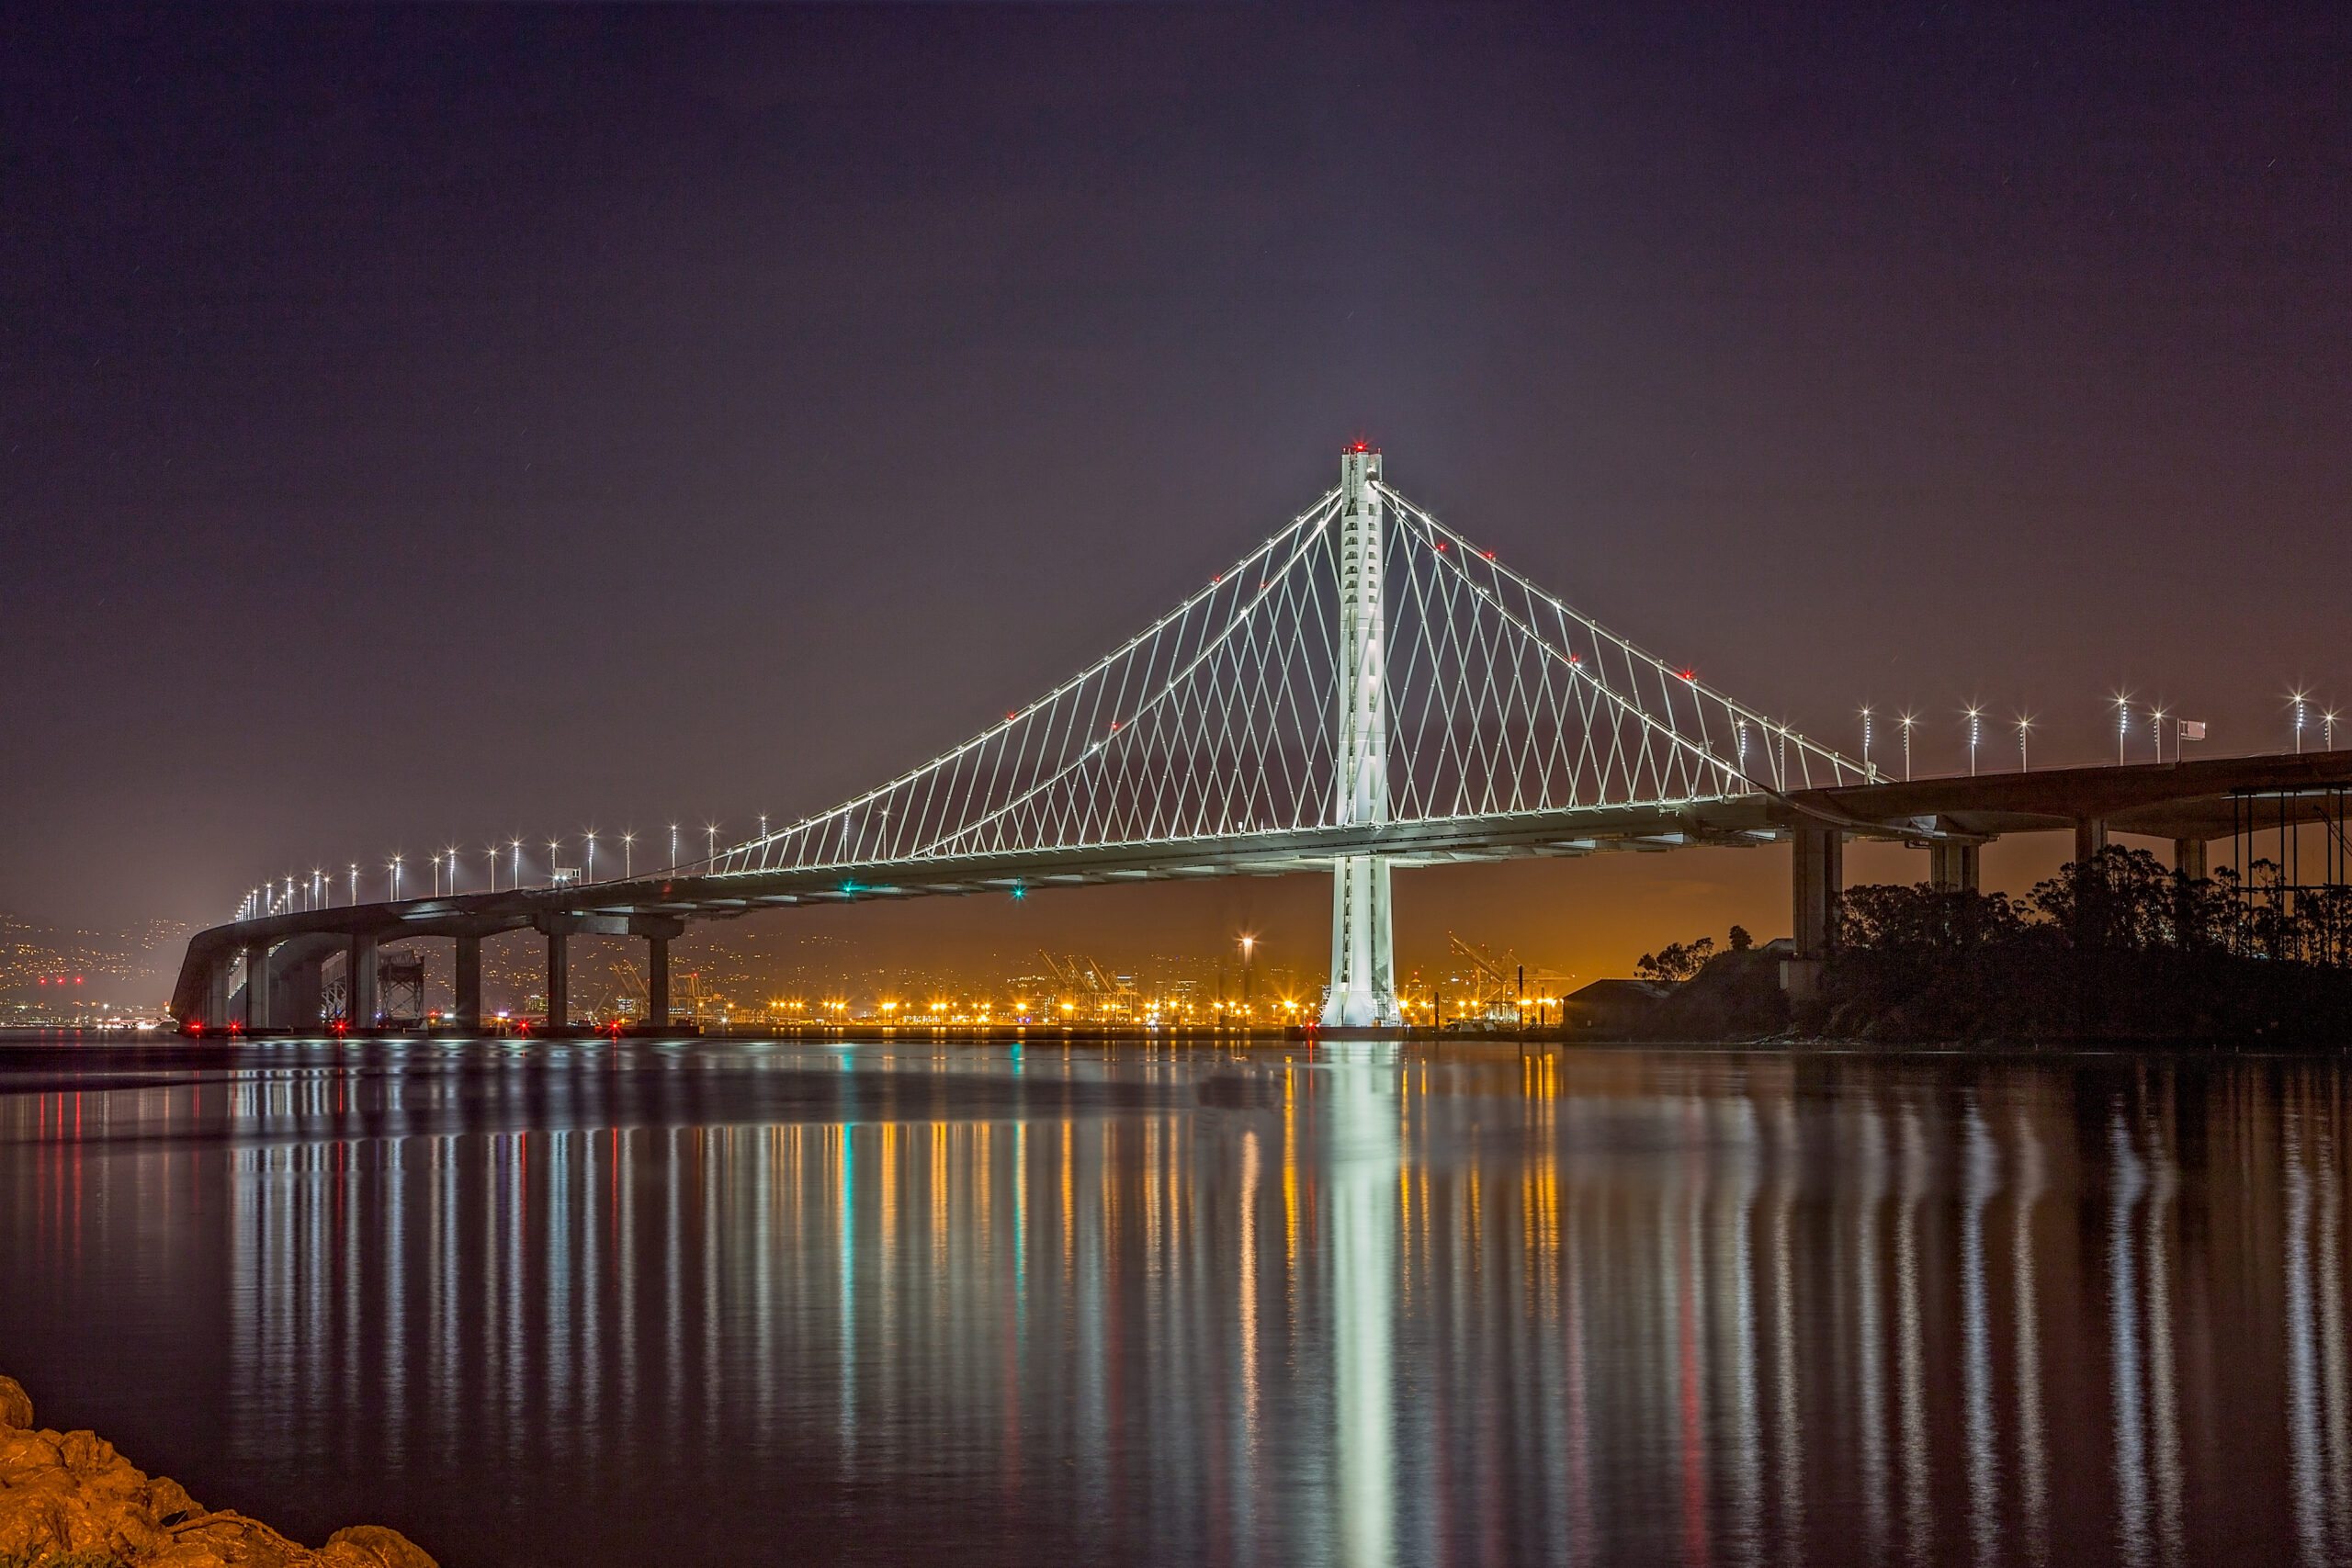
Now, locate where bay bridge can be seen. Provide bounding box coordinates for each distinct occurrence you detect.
[172,446,2352,1033]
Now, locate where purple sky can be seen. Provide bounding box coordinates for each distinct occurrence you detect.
[4,4,2346,981]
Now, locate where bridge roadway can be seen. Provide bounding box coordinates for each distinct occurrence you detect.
[172,748,2352,1033]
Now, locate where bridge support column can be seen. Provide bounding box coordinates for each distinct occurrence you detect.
[278,954,324,1032]
[453,935,481,1031]
[347,932,379,1030]
[2075,817,2108,865]
[1321,443,1402,1030]
[2175,837,2208,880]
[546,930,569,1029]
[647,935,670,1028]
[1928,840,1980,893]
[205,954,231,1030]
[243,941,272,1030]
[1326,854,1400,1028]
[1792,827,1843,960]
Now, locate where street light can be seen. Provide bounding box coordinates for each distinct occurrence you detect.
[1899,712,1917,782]
[2113,694,2132,766]
[511,838,524,888]
[548,838,562,887]
[349,863,358,905]
[1964,705,1982,776]
[1859,705,1872,776]
[390,855,402,902]
[623,831,635,879]
[706,823,718,864]
[2016,714,2033,772]
[585,829,597,884]
[2291,689,2309,754]
[487,844,500,893]
[2149,705,2167,764]
[2328,709,2340,751]
[670,823,680,869]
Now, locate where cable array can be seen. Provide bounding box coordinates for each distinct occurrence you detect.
[708,479,1868,878]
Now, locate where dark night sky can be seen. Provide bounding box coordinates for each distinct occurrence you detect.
[4,4,2346,982]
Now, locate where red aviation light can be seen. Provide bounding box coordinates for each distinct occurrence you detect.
[1680,668,1696,682]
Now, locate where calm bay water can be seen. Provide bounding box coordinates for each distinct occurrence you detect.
[3,1035,2348,1566]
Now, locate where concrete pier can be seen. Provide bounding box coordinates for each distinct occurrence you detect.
[1792,826,1843,959]
[646,935,670,1028]
[1928,840,1981,893]
[243,941,271,1030]
[347,932,379,1028]
[454,934,482,1030]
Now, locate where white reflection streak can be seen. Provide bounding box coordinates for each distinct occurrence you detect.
[1329,1046,1398,1568]
[2109,1111,2151,1568]
[1961,1100,1998,1568]
[1856,1107,1891,1561]
[1727,1097,1764,1568]
[2012,1109,2049,1568]
[2144,1107,2183,1568]
[2319,1113,2352,1552]
[1772,1100,1803,1568]
[2287,1104,2324,1566]
[1240,1127,1261,1440]
[1896,1105,1929,1568]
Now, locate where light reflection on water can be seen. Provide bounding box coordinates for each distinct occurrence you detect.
[3,1038,2351,1567]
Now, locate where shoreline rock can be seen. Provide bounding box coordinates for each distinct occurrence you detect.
[0,1375,434,1568]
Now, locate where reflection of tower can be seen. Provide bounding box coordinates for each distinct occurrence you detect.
[1325,1043,1399,1564]
[1324,446,1403,1028]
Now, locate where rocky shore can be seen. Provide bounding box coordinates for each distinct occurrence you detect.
[0,1376,435,1568]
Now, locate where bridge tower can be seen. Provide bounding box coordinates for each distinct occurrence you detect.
[1323,446,1405,1028]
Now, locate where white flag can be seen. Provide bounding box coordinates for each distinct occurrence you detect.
[2179,719,2206,741]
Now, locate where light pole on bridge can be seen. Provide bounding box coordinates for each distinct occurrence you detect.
[623,831,634,880]
[2016,715,2033,772]
[390,855,402,902]
[1899,712,1917,782]
[1964,706,1982,776]
[585,830,597,885]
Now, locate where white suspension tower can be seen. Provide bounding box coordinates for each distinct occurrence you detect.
[1322,445,1405,1028]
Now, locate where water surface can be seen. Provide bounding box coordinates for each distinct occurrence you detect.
[4,1035,2348,1566]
